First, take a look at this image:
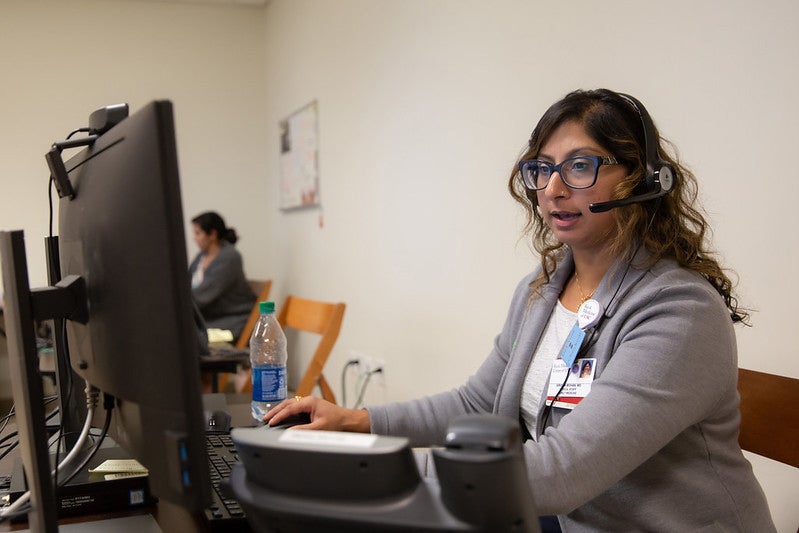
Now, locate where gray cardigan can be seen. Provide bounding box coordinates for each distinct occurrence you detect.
[367,250,774,532]
[189,242,255,340]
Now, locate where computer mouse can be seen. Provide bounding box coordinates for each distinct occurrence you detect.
[267,412,312,430]
[205,410,232,433]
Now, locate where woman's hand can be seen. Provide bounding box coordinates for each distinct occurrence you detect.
[262,395,371,433]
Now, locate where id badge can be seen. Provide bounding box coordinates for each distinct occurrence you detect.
[545,357,597,410]
[545,298,603,410]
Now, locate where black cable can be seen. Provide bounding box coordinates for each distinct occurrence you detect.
[0,403,16,435]
[0,443,18,459]
[539,327,600,431]
[539,200,663,433]
[0,504,33,523]
[51,319,74,482]
[55,398,112,489]
[0,433,18,449]
[340,359,360,408]
[353,368,382,409]
[48,126,90,235]
[0,403,63,521]
[0,401,60,461]
[0,406,58,450]
[48,175,55,238]
[66,128,91,140]
[0,441,19,464]
[0,427,18,447]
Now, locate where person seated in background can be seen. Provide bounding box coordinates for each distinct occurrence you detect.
[189,211,256,342]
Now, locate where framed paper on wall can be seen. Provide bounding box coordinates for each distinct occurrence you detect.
[279,101,320,210]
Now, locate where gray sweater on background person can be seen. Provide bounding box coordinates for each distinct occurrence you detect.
[189,242,255,340]
[367,248,775,532]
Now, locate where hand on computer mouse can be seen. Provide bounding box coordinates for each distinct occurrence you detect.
[263,396,370,433]
[266,411,312,429]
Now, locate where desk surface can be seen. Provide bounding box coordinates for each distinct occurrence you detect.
[0,393,255,532]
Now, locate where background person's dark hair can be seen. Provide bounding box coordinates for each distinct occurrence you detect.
[192,211,239,245]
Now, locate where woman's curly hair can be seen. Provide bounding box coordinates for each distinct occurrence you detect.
[507,89,748,323]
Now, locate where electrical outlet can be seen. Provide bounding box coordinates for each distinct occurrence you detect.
[358,355,385,376]
[344,352,387,408]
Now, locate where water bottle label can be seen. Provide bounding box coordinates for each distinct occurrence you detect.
[252,366,287,402]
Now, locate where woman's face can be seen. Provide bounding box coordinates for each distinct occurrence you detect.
[192,223,214,253]
[535,121,628,256]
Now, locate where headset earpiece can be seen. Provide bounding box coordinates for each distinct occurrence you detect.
[617,92,675,196]
[589,93,676,213]
[634,163,674,196]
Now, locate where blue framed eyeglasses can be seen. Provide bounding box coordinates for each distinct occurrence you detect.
[518,155,620,190]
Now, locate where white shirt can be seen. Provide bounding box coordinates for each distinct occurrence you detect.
[520,300,576,440]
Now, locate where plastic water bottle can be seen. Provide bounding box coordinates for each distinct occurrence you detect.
[250,301,287,421]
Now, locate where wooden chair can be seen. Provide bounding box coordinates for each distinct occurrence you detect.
[235,279,274,349]
[235,296,346,404]
[211,279,272,392]
[737,368,799,468]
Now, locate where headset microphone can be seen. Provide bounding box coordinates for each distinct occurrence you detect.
[589,166,673,213]
[588,93,676,214]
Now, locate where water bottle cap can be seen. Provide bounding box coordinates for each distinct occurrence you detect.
[259,301,275,314]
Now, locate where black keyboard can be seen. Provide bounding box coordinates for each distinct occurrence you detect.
[204,433,250,531]
[207,345,250,358]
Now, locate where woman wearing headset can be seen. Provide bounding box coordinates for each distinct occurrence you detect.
[265,89,775,531]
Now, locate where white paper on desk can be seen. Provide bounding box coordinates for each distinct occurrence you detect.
[207,328,234,343]
[88,458,148,474]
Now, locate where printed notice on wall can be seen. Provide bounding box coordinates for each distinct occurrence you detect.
[279,101,319,210]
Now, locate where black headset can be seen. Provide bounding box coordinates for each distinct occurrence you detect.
[588,93,676,213]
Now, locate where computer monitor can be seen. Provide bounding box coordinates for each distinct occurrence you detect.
[2,100,539,533]
[0,100,210,530]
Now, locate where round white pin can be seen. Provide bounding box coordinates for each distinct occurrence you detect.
[577,299,603,330]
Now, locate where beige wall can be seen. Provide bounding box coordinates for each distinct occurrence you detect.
[258,5,799,527]
[0,0,269,287]
[1,0,797,530]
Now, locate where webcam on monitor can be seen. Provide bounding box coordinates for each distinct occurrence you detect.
[46,103,129,199]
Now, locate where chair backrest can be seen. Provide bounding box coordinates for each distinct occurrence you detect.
[737,368,799,468]
[234,280,273,349]
[277,296,346,404]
